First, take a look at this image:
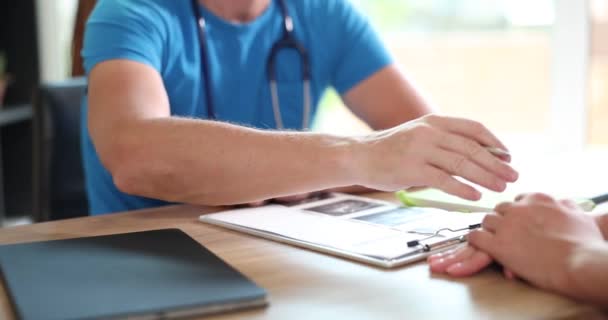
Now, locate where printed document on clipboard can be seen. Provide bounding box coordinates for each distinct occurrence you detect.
[199,193,486,268]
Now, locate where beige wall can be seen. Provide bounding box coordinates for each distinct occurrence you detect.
[323,27,608,148]
[389,32,551,135]
[316,32,554,140]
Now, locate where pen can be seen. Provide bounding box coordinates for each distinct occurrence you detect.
[485,147,511,161]
[578,193,608,211]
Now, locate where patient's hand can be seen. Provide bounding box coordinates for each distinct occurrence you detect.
[430,193,606,295]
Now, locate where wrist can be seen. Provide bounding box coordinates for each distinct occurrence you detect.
[325,134,365,188]
[342,134,373,187]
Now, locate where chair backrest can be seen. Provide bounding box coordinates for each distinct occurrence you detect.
[32,78,88,221]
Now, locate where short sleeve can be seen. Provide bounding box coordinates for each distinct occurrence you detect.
[323,0,392,94]
[82,0,167,74]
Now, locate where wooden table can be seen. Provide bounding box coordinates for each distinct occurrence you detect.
[0,193,604,320]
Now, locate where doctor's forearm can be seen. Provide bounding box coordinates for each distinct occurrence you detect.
[101,118,361,205]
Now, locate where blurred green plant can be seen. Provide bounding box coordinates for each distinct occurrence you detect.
[354,0,414,32]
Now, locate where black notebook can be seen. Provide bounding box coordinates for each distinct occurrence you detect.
[0,229,267,320]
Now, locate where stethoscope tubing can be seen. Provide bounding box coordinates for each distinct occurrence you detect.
[191,0,312,130]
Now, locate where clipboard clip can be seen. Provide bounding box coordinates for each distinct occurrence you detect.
[406,223,481,252]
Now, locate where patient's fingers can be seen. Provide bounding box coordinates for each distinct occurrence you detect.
[516,192,553,203]
[428,246,475,273]
[444,249,493,277]
[494,201,513,214]
[481,213,502,233]
[427,247,460,262]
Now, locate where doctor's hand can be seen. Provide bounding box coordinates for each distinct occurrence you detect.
[354,114,518,200]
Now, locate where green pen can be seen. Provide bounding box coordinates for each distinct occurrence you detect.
[577,193,608,211]
[396,189,608,213]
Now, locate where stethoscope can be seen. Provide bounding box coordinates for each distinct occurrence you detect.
[191,0,312,130]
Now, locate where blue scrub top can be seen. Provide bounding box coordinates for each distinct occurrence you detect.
[82,0,392,215]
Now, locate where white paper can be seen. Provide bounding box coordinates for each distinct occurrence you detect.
[200,194,485,262]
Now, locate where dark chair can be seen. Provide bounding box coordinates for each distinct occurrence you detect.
[32,78,88,221]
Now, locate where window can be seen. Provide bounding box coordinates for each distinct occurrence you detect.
[36,0,78,81]
[315,1,604,152]
[590,0,608,146]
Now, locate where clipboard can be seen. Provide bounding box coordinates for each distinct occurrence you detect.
[199,194,485,268]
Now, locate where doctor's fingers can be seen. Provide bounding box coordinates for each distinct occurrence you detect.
[428,148,507,193]
[423,115,509,153]
[418,165,481,201]
[437,133,518,183]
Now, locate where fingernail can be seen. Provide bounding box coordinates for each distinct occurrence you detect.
[495,181,506,191]
[446,262,464,274]
[428,253,444,261]
[471,190,482,200]
[428,259,446,269]
[429,259,446,272]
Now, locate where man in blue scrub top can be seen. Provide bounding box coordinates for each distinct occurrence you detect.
[83,0,519,215]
